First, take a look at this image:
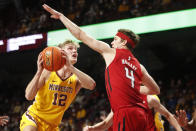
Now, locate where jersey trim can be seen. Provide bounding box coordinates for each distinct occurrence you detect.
[106,86,111,98]
[56,72,73,81]
[123,117,125,131]
[118,122,120,131]
[106,68,112,91]
[25,111,37,125]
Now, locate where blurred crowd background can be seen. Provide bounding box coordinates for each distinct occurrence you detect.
[0,0,196,39]
[0,0,196,131]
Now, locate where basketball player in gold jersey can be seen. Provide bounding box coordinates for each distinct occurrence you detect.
[20,40,96,131]
[83,95,182,131]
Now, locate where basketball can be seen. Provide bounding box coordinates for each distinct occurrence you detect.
[42,46,65,71]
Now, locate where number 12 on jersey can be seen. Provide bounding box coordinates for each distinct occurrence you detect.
[125,67,135,88]
[52,93,67,106]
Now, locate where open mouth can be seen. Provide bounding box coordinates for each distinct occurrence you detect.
[72,54,77,58]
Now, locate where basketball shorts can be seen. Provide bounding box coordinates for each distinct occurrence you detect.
[113,106,148,131]
[20,111,59,131]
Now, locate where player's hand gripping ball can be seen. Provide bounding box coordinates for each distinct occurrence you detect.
[42,46,65,71]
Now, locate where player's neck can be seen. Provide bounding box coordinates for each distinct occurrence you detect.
[118,46,129,50]
[57,67,72,79]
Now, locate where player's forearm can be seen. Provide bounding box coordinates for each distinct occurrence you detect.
[25,71,42,100]
[59,13,112,55]
[90,111,113,130]
[59,14,82,40]
[167,114,182,131]
[140,85,159,95]
[88,121,107,131]
[146,81,160,95]
[69,65,95,90]
[89,119,113,131]
[92,121,112,131]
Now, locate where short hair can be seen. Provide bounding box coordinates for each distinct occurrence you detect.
[57,39,80,49]
[118,29,140,50]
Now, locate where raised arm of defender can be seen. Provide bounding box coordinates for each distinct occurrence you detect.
[43,4,112,56]
[43,4,160,95]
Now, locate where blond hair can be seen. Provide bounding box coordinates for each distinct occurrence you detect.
[57,39,80,49]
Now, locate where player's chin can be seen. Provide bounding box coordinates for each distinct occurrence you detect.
[71,59,77,65]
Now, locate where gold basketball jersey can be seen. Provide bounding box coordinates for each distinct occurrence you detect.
[28,72,78,126]
[153,95,164,131]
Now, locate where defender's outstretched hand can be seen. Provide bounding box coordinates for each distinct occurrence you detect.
[42,4,62,19]
[175,110,188,127]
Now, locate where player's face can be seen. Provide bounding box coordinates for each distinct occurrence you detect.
[111,36,123,49]
[62,43,78,64]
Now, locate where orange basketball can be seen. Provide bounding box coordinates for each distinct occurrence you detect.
[42,46,65,71]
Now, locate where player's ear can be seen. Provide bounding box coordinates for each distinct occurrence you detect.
[123,39,128,46]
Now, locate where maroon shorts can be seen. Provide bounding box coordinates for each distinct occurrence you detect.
[113,106,148,131]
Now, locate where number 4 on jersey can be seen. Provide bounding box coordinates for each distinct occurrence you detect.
[125,67,135,88]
